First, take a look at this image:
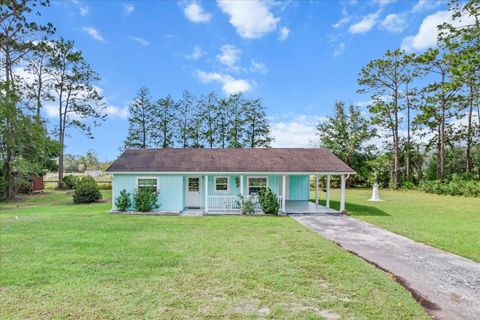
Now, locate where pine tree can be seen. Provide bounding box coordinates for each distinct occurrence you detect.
[176,90,194,148]
[226,93,245,148]
[198,92,218,148]
[357,49,413,187]
[123,87,155,149]
[243,98,273,148]
[153,95,176,148]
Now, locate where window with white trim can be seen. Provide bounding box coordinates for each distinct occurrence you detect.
[137,178,158,193]
[215,176,229,192]
[248,177,267,195]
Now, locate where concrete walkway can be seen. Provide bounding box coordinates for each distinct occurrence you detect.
[292,214,480,320]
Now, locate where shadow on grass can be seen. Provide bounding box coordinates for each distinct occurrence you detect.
[309,199,390,216]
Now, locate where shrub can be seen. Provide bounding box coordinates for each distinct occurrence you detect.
[236,194,255,215]
[419,178,480,197]
[16,176,32,194]
[258,187,280,215]
[115,189,131,211]
[73,176,102,204]
[133,188,159,212]
[401,181,415,190]
[61,175,79,190]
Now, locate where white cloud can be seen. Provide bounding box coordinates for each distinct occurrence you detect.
[278,26,289,41]
[250,59,268,74]
[130,36,149,46]
[216,44,241,70]
[270,114,326,148]
[72,0,89,16]
[183,1,211,23]
[123,3,135,15]
[380,13,406,33]
[217,0,280,39]
[412,0,441,13]
[333,42,345,56]
[332,15,351,29]
[195,70,253,95]
[401,10,475,51]
[374,0,396,7]
[348,11,381,34]
[79,5,89,15]
[82,26,104,42]
[105,105,128,119]
[184,46,206,60]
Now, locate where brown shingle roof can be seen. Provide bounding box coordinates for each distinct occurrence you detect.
[106,148,355,173]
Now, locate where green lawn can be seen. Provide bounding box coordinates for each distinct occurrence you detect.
[0,190,427,319]
[311,188,480,262]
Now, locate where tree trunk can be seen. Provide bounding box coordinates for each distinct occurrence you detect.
[406,83,411,180]
[466,83,473,174]
[393,89,400,188]
[439,97,446,180]
[416,144,423,180]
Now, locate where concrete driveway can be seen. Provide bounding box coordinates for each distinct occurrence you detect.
[292,214,480,320]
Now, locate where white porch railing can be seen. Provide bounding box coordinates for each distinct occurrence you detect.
[207,195,283,212]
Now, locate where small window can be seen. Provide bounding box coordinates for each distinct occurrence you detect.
[248,177,267,195]
[137,178,158,193]
[188,177,200,192]
[215,177,229,192]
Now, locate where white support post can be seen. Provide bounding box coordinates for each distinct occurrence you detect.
[282,175,286,213]
[340,174,346,213]
[204,175,209,213]
[326,175,331,208]
[240,175,244,196]
[315,175,319,205]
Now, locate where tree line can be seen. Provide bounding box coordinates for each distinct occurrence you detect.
[123,88,273,149]
[1,0,105,198]
[317,0,479,188]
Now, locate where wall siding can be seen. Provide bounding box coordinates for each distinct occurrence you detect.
[112,174,184,212]
[112,173,311,211]
[289,175,310,200]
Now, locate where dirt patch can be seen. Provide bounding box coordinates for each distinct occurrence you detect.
[234,300,270,316]
[280,303,340,319]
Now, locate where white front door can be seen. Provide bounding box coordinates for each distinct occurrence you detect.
[186,177,201,208]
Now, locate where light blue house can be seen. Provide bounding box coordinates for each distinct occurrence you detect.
[106,148,354,214]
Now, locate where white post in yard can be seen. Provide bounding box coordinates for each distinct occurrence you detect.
[240,175,244,196]
[326,175,331,208]
[315,175,319,205]
[282,174,286,213]
[340,174,346,213]
[204,175,209,213]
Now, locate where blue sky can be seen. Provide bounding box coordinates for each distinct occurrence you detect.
[38,0,451,161]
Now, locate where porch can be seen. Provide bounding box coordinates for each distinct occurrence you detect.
[181,199,339,215]
[197,173,347,214]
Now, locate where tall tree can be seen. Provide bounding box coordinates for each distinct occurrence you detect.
[47,39,105,187]
[316,101,377,183]
[416,48,460,180]
[123,86,155,149]
[153,95,176,148]
[439,0,480,174]
[242,98,273,148]
[216,97,229,148]
[0,0,57,199]
[198,92,218,148]
[24,40,53,118]
[226,93,245,148]
[357,49,413,187]
[176,90,194,148]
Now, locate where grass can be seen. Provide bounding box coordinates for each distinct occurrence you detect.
[0,190,428,319]
[311,188,480,262]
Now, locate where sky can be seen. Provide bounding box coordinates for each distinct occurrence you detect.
[36,0,453,161]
